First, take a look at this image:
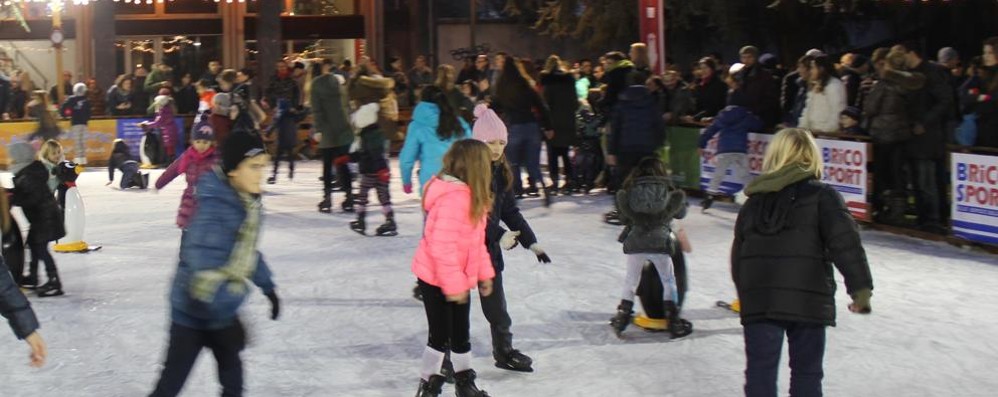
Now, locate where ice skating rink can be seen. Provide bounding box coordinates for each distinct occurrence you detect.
[2,161,997,397]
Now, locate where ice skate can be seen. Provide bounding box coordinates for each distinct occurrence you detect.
[19,274,38,290]
[543,187,553,208]
[342,199,355,213]
[494,348,533,372]
[36,277,64,298]
[350,214,366,235]
[664,301,692,339]
[412,284,423,301]
[603,210,622,225]
[318,192,332,213]
[609,300,634,336]
[454,370,490,397]
[414,375,445,397]
[375,218,398,237]
[524,186,540,197]
[700,196,715,212]
[267,175,276,185]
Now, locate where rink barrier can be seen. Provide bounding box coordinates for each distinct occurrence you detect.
[667,124,998,248]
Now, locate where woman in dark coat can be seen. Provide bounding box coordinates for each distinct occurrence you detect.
[492,56,553,203]
[689,57,728,121]
[539,55,580,193]
[732,128,873,397]
[10,141,66,297]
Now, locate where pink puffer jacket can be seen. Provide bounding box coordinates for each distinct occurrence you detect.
[412,176,494,296]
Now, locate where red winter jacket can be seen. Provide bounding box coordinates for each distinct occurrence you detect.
[155,146,218,229]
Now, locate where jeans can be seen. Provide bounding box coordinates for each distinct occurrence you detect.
[70,124,87,164]
[149,320,246,397]
[744,321,826,397]
[547,145,573,188]
[506,123,544,193]
[909,159,941,224]
[419,279,472,354]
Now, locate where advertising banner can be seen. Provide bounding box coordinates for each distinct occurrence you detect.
[951,153,998,245]
[699,132,770,195]
[818,139,870,221]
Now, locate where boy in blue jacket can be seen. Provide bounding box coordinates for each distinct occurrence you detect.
[149,131,280,397]
[698,85,762,211]
[60,83,92,165]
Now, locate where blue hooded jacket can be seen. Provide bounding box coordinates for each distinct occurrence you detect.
[399,101,471,192]
[698,105,763,155]
[169,168,275,330]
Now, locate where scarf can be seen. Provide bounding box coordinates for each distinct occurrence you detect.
[606,59,635,73]
[190,187,262,303]
[744,164,816,196]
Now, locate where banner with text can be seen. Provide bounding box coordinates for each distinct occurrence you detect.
[699,132,770,195]
[951,152,998,245]
[818,139,870,221]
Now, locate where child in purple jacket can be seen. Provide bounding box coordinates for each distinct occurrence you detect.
[155,119,218,229]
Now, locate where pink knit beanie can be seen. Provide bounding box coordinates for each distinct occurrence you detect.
[472,104,508,143]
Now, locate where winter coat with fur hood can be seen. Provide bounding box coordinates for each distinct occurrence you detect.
[616,176,687,255]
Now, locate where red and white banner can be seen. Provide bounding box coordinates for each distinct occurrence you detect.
[639,0,665,75]
[818,139,870,222]
[951,153,998,245]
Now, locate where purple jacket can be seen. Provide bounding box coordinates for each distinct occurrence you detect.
[147,106,179,156]
[155,147,218,229]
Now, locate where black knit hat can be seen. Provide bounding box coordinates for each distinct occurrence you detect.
[840,106,862,122]
[221,131,265,173]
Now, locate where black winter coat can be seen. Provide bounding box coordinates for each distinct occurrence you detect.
[907,61,955,159]
[617,176,687,254]
[692,76,728,120]
[60,95,92,126]
[540,71,580,148]
[609,86,664,155]
[598,64,635,115]
[863,69,925,144]
[485,162,538,272]
[352,125,389,174]
[13,161,65,245]
[0,258,39,339]
[738,64,780,128]
[732,178,873,326]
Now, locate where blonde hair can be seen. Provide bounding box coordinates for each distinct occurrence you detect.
[435,64,456,91]
[762,128,824,179]
[543,55,563,74]
[39,139,64,162]
[438,139,494,224]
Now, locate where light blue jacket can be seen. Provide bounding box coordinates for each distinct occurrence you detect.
[399,102,471,192]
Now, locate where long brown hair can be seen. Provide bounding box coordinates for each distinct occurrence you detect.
[438,139,494,224]
[494,56,535,109]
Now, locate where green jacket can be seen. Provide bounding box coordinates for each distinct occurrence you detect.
[311,73,353,149]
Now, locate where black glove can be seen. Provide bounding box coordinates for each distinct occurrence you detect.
[530,245,551,264]
[265,290,280,320]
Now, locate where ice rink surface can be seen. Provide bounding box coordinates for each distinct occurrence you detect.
[1,161,997,397]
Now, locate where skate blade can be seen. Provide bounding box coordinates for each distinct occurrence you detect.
[376,231,398,237]
[715,300,740,313]
[495,362,534,373]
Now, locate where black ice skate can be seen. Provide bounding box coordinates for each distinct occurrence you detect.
[664,301,693,339]
[524,186,540,198]
[454,370,490,397]
[376,219,398,237]
[341,199,355,213]
[603,210,622,225]
[19,274,38,290]
[36,277,64,298]
[543,187,553,208]
[414,375,446,397]
[318,194,332,213]
[412,284,423,301]
[141,173,150,189]
[700,196,715,212]
[350,214,366,235]
[494,348,533,372]
[609,300,634,336]
[267,175,276,185]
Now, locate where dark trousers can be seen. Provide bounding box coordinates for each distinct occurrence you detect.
[547,145,573,188]
[419,279,471,354]
[744,321,826,397]
[272,146,296,177]
[120,161,143,190]
[873,144,906,194]
[320,146,352,199]
[150,320,246,397]
[909,158,941,225]
[478,271,513,354]
[27,241,57,279]
[356,173,392,216]
[506,122,544,193]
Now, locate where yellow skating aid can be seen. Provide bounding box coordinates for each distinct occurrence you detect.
[633,313,669,331]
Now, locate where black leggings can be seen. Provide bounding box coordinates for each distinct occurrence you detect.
[272,146,296,176]
[320,146,353,198]
[149,320,246,397]
[547,145,573,187]
[419,279,471,354]
[27,241,57,279]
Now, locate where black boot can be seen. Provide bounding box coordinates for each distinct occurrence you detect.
[37,276,63,298]
[453,370,490,397]
[542,187,553,208]
[603,210,622,225]
[609,299,634,336]
[141,173,150,190]
[19,274,38,290]
[700,195,715,212]
[350,213,366,235]
[492,331,533,372]
[267,175,276,185]
[318,192,332,214]
[376,213,398,237]
[412,283,423,301]
[664,301,693,339]
[414,375,446,397]
[342,196,355,213]
[524,185,540,197]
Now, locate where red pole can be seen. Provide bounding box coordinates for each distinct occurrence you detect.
[639,0,666,74]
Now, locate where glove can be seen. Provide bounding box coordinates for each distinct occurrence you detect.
[849,289,872,314]
[500,230,521,251]
[265,290,280,320]
[403,184,413,194]
[530,244,551,264]
[377,168,391,183]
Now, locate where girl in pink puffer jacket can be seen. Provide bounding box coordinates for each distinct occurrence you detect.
[411,139,496,397]
[155,119,218,229]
